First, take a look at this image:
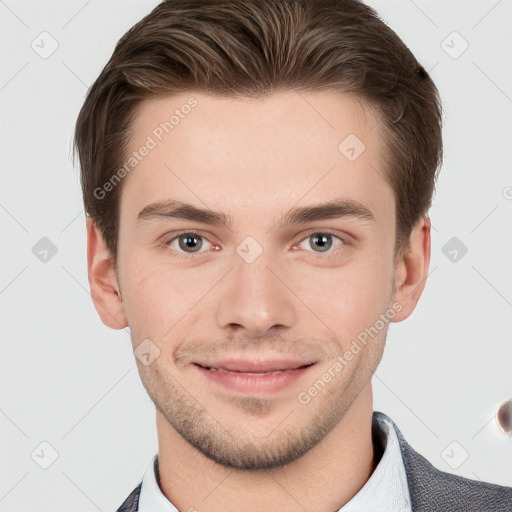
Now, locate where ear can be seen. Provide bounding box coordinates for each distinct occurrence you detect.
[86,216,128,330]
[390,215,431,322]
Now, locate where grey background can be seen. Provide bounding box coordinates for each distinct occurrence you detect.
[1,0,511,510]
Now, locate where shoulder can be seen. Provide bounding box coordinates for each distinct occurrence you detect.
[115,482,142,512]
[374,411,512,512]
[402,443,512,512]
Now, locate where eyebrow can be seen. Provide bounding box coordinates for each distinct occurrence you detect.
[137,198,375,229]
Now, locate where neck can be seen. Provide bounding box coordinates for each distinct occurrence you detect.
[155,383,376,512]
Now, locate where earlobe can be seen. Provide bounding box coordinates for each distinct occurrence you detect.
[86,217,128,330]
[390,215,431,323]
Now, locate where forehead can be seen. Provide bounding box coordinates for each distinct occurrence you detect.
[120,90,392,227]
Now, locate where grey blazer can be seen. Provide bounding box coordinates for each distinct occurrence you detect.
[116,411,512,511]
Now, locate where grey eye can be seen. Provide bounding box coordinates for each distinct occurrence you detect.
[309,233,333,252]
[178,233,203,253]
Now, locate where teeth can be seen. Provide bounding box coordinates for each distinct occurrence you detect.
[209,367,284,375]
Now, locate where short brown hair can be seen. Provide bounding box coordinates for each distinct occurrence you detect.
[74,0,443,267]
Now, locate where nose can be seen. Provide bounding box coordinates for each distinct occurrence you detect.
[215,252,297,337]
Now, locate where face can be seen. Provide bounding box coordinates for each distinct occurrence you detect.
[89,90,429,470]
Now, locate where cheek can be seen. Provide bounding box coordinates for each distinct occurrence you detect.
[290,256,393,344]
[121,254,199,342]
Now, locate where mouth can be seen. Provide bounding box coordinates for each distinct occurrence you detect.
[192,359,317,394]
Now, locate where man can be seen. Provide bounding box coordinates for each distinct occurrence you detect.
[74,0,512,510]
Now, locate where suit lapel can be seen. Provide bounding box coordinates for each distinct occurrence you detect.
[116,482,142,512]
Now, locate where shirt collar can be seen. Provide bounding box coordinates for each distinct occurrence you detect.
[341,411,412,511]
[138,411,411,512]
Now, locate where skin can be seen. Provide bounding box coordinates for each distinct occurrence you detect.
[87,90,430,511]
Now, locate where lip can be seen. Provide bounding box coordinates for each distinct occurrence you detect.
[193,359,316,394]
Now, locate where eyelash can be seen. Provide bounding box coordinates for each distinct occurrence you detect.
[159,230,349,261]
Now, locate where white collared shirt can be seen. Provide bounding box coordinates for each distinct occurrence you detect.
[138,412,412,511]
